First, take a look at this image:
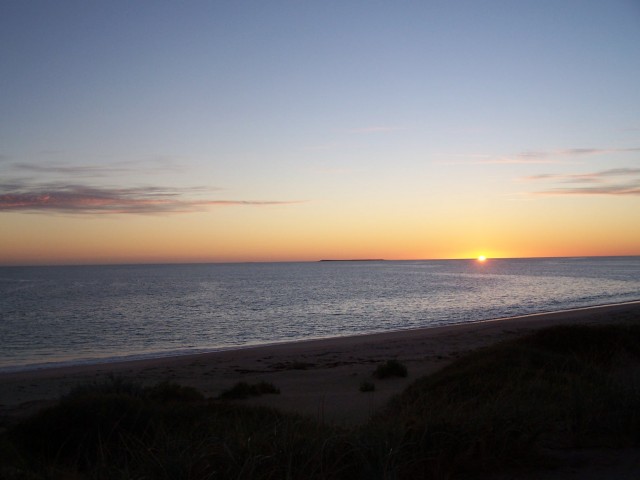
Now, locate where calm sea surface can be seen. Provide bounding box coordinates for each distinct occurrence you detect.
[1,257,639,372]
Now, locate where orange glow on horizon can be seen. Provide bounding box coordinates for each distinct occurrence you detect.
[1,204,639,266]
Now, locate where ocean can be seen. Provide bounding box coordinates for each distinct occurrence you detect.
[1,257,639,372]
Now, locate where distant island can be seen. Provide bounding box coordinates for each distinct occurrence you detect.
[319,259,385,262]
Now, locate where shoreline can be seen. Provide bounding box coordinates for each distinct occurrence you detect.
[2,300,640,425]
[3,299,640,376]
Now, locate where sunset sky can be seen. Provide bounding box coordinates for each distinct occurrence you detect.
[1,1,639,265]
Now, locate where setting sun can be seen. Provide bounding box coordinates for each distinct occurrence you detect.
[478,255,487,262]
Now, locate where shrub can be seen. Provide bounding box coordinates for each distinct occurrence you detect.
[144,381,204,402]
[374,324,640,476]
[360,381,376,392]
[63,373,144,400]
[10,391,152,467]
[290,361,314,370]
[218,381,281,400]
[5,384,351,480]
[373,359,408,379]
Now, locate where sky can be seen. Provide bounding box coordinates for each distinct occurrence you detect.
[1,0,639,265]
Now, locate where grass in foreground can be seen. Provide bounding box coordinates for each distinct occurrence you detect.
[372,323,640,477]
[359,381,376,393]
[218,381,281,400]
[373,359,408,379]
[2,323,640,479]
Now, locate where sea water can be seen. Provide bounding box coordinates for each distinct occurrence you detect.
[1,257,639,372]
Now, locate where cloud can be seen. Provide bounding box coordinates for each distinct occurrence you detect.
[475,157,560,165]
[9,157,185,177]
[556,147,640,156]
[523,167,640,197]
[11,163,136,177]
[440,151,560,165]
[470,147,640,165]
[522,168,640,183]
[0,183,302,214]
[534,184,640,196]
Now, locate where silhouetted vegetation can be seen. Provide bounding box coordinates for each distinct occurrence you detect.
[373,359,408,378]
[2,323,640,479]
[217,381,281,400]
[359,381,376,392]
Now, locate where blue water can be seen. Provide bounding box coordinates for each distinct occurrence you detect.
[1,257,639,372]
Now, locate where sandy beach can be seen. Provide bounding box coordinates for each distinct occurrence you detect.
[2,301,640,427]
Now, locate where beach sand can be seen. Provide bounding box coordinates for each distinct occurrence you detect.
[2,301,640,427]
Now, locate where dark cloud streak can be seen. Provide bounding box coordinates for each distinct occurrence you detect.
[523,168,640,183]
[10,158,186,177]
[534,184,640,196]
[0,183,301,214]
[11,163,135,177]
[523,167,640,197]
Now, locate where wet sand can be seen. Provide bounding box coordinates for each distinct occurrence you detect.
[2,301,639,426]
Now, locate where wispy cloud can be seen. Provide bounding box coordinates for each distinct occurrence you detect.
[0,183,302,214]
[11,163,136,177]
[556,147,640,156]
[523,167,640,197]
[534,184,640,196]
[439,151,560,165]
[475,156,561,165]
[9,157,185,178]
[522,168,640,183]
[455,147,640,165]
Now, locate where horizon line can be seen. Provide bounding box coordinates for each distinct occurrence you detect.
[1,254,639,268]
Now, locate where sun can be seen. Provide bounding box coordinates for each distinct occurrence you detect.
[477,255,487,262]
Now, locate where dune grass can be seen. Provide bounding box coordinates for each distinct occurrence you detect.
[371,323,640,477]
[359,381,376,393]
[217,381,281,400]
[2,380,347,480]
[2,323,640,479]
[373,359,408,379]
